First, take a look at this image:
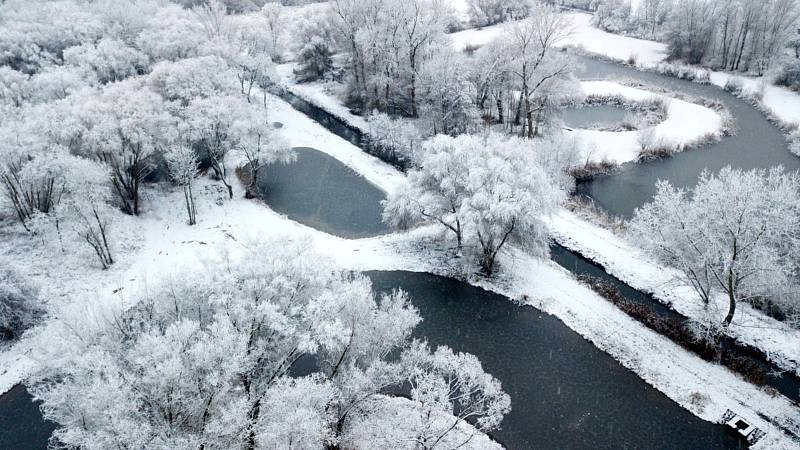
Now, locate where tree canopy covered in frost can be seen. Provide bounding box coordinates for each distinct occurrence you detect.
[30,241,510,449]
[629,167,800,327]
[383,132,566,275]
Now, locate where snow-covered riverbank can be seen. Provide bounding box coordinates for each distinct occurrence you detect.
[5,88,797,447]
[570,80,725,164]
[449,9,800,142]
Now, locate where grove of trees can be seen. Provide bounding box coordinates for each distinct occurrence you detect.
[30,241,511,449]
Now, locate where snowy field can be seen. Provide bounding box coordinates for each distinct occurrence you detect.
[3,88,798,448]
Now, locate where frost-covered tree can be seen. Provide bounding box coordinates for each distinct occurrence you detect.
[148,55,238,106]
[165,145,200,225]
[74,80,177,215]
[231,103,294,198]
[56,159,117,269]
[417,50,481,136]
[366,112,424,166]
[503,5,573,138]
[629,167,800,327]
[293,9,336,82]
[62,37,150,84]
[467,0,532,27]
[135,4,207,62]
[30,240,510,449]
[185,94,274,200]
[384,133,565,274]
[401,342,511,449]
[0,67,31,107]
[330,0,451,115]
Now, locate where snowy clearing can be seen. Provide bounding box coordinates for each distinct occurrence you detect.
[569,80,725,164]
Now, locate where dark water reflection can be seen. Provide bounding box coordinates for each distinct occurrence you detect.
[258,147,390,238]
[367,270,743,449]
[0,384,55,450]
[575,57,800,218]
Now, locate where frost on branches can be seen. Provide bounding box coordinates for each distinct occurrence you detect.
[29,240,510,450]
[629,167,800,328]
[383,132,566,275]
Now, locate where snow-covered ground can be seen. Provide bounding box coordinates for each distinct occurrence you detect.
[570,80,725,164]
[449,12,667,67]
[274,63,369,133]
[2,89,798,448]
[548,209,800,378]
[448,10,800,131]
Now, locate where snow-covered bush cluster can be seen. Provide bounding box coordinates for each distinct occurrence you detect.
[0,268,43,341]
[629,167,800,328]
[30,241,510,449]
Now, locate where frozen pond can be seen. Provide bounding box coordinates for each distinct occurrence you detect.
[257,147,390,238]
[560,104,629,129]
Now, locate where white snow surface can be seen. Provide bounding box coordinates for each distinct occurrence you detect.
[449,12,667,67]
[2,89,798,448]
[548,209,800,378]
[448,10,800,129]
[570,80,724,164]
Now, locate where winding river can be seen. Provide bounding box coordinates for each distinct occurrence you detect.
[573,57,800,218]
[3,53,798,449]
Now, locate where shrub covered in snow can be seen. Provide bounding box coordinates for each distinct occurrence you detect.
[365,112,424,167]
[0,267,43,341]
[774,58,800,92]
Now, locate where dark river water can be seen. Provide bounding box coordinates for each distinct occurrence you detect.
[574,57,800,218]
[368,270,742,449]
[260,148,743,448]
[0,384,55,450]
